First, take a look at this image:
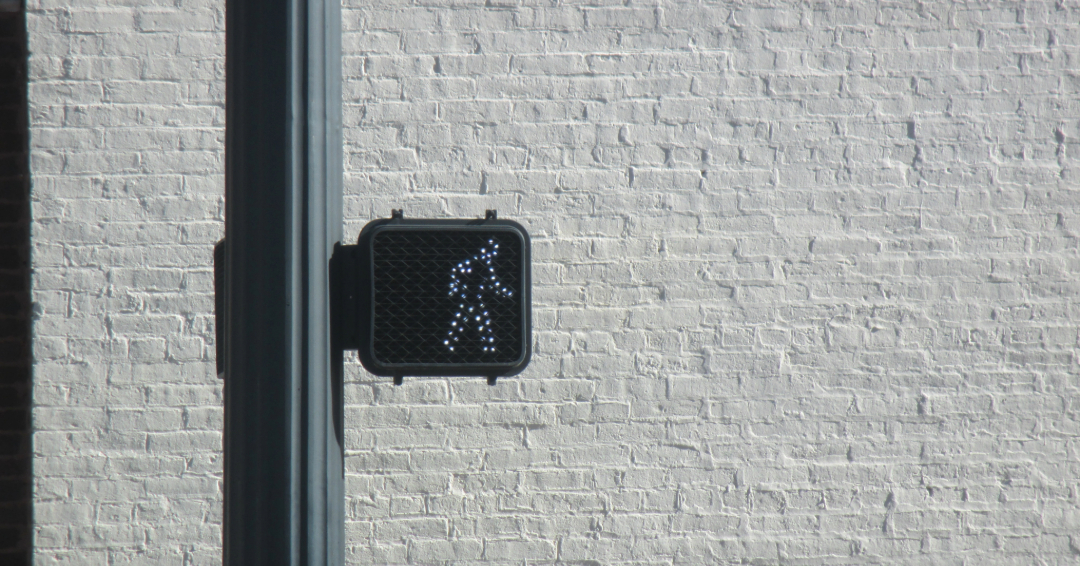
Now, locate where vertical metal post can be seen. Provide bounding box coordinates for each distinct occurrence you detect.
[223,0,343,563]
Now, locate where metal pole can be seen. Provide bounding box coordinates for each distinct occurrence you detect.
[223,0,343,562]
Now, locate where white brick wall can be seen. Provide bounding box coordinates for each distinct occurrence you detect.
[30,0,1080,564]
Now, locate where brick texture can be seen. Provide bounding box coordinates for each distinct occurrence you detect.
[0,3,30,565]
[29,1,1080,564]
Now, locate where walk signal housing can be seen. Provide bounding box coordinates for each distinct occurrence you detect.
[332,211,531,384]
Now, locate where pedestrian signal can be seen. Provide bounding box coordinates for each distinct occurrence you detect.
[332,210,531,385]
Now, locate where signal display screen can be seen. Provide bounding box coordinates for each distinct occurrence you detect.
[370,229,525,366]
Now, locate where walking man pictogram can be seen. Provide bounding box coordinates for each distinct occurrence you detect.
[445,239,513,353]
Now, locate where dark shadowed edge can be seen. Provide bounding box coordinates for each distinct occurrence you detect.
[0,1,30,564]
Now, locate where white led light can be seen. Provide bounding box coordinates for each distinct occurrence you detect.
[444,237,514,352]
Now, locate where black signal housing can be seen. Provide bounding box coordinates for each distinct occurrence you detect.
[334,211,531,384]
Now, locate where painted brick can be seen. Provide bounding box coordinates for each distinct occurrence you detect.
[28,0,1080,564]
